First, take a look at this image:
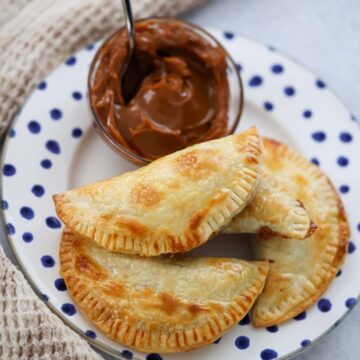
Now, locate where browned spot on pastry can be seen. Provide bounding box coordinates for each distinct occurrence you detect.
[139,288,154,297]
[256,226,279,239]
[189,212,205,232]
[116,217,148,237]
[189,191,229,231]
[130,182,163,207]
[176,150,221,181]
[169,236,187,252]
[100,213,112,222]
[262,138,283,152]
[295,175,308,187]
[75,255,107,281]
[153,241,160,253]
[187,304,209,317]
[263,157,283,172]
[101,282,126,297]
[147,321,160,332]
[233,128,261,155]
[307,220,318,237]
[245,155,259,165]
[208,302,224,312]
[244,294,253,303]
[157,293,182,315]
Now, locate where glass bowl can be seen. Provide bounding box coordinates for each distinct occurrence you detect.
[88,18,244,166]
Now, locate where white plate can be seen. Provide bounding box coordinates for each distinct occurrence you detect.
[1,29,360,360]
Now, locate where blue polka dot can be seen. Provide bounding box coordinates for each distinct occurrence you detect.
[224,31,234,39]
[61,303,76,316]
[65,56,76,66]
[38,81,47,90]
[261,348,278,360]
[294,311,306,320]
[213,337,221,344]
[336,269,342,277]
[316,79,326,88]
[339,185,350,193]
[318,298,332,312]
[20,206,34,220]
[72,128,83,138]
[271,64,283,74]
[311,158,320,166]
[339,132,352,143]
[42,294,49,301]
[31,184,45,197]
[146,354,163,360]
[235,336,250,349]
[1,200,8,210]
[46,216,62,229]
[55,278,67,291]
[22,232,33,243]
[41,159,52,169]
[41,255,55,268]
[345,297,356,309]
[284,86,295,96]
[85,330,96,339]
[46,140,60,154]
[301,339,311,347]
[72,91,82,100]
[348,241,356,254]
[303,110,312,118]
[236,63,242,72]
[50,108,62,120]
[28,120,41,134]
[312,131,326,142]
[264,101,274,111]
[239,313,250,325]
[266,325,278,333]
[6,223,15,235]
[3,164,16,176]
[86,44,95,51]
[9,129,16,138]
[337,156,349,167]
[248,75,263,87]
[357,223,360,232]
[121,350,133,359]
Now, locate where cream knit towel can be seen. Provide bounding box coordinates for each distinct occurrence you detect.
[0,1,205,359]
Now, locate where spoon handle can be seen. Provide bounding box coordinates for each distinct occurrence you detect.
[121,0,135,54]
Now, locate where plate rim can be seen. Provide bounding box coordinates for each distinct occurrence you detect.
[1,28,359,360]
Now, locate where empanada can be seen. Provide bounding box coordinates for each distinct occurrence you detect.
[252,138,350,327]
[54,127,261,256]
[225,174,316,239]
[60,228,269,353]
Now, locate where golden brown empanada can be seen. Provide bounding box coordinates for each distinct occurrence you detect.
[60,228,269,353]
[252,138,350,327]
[54,127,261,256]
[225,174,316,239]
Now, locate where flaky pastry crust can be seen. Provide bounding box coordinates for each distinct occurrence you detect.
[60,228,269,353]
[225,173,316,239]
[54,127,261,256]
[252,138,350,327]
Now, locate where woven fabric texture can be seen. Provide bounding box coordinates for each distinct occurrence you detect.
[0,0,205,359]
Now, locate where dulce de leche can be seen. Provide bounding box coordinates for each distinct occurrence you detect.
[90,20,230,160]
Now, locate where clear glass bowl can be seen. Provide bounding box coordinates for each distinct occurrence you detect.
[88,18,244,166]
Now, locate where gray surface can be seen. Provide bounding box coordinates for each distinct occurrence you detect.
[1,0,359,359]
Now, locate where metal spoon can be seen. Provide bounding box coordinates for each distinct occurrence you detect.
[120,0,136,103]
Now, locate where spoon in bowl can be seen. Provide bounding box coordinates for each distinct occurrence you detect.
[120,0,137,103]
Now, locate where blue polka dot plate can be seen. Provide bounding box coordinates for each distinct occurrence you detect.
[1,30,360,360]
